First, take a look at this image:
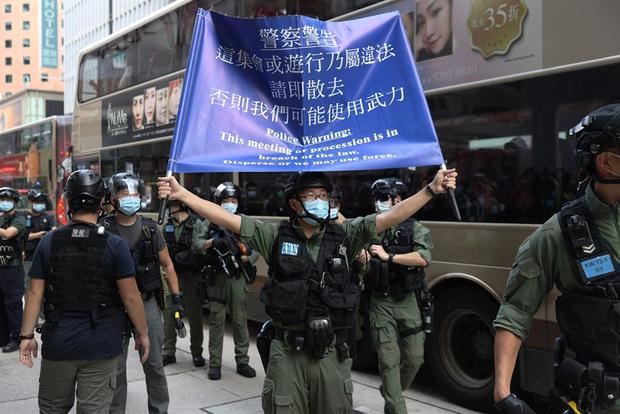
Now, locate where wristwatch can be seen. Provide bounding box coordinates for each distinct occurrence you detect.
[425,184,437,197]
[388,253,395,263]
[19,333,34,341]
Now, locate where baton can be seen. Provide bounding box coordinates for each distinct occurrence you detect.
[441,162,461,221]
[157,170,173,225]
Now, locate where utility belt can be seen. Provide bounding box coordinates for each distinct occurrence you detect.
[273,325,350,362]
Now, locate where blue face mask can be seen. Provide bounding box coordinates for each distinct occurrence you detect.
[301,199,329,226]
[33,203,46,213]
[375,200,392,214]
[118,196,141,216]
[222,202,238,214]
[0,200,14,212]
[329,207,339,220]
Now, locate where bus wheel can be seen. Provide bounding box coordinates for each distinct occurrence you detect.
[427,286,498,412]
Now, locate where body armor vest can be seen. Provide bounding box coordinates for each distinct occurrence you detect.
[206,223,257,282]
[261,221,360,331]
[367,218,425,299]
[45,222,120,321]
[25,213,52,259]
[0,214,22,267]
[556,197,620,370]
[104,216,161,293]
[163,216,201,271]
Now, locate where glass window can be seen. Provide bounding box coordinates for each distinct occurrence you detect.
[100,141,171,212]
[22,3,30,12]
[5,22,11,30]
[136,13,179,84]
[23,56,29,65]
[23,73,30,84]
[5,40,11,48]
[23,38,30,47]
[5,74,12,83]
[22,21,30,30]
[0,132,16,156]
[5,57,11,65]
[4,4,11,12]
[78,53,98,102]
[41,73,49,82]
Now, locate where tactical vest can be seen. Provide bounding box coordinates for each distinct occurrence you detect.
[261,221,360,332]
[45,222,120,321]
[556,197,620,370]
[0,213,23,268]
[206,223,256,282]
[163,216,201,271]
[104,216,161,293]
[367,218,425,299]
[25,213,52,259]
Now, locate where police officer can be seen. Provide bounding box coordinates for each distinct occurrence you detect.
[24,191,54,280]
[104,173,183,414]
[365,178,433,414]
[192,182,259,380]
[493,104,620,414]
[0,187,26,353]
[161,199,205,368]
[158,169,456,414]
[18,169,150,413]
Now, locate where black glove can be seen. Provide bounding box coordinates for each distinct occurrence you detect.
[171,293,185,319]
[495,394,536,414]
[306,317,333,359]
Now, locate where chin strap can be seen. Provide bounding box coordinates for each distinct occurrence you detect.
[594,175,620,185]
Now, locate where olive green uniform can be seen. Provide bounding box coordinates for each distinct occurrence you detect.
[494,184,620,413]
[369,220,432,414]
[162,217,204,358]
[192,218,259,369]
[239,214,378,414]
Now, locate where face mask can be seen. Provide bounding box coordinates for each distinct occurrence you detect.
[222,202,238,214]
[0,200,14,212]
[301,199,329,226]
[375,200,392,214]
[33,203,46,213]
[118,196,141,216]
[329,207,339,219]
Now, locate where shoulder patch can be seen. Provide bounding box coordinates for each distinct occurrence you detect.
[281,241,300,256]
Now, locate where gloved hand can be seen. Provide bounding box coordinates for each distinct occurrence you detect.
[495,394,536,414]
[305,317,333,359]
[171,293,185,319]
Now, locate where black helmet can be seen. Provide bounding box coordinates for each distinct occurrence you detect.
[213,182,242,204]
[109,173,145,200]
[572,104,620,173]
[329,186,342,207]
[65,169,105,213]
[102,177,112,205]
[0,187,20,202]
[284,172,333,203]
[371,178,407,200]
[168,199,189,213]
[28,190,48,203]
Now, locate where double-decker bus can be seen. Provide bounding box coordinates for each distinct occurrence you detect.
[72,0,620,410]
[0,115,73,225]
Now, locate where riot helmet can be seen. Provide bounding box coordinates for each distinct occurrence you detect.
[371,178,407,213]
[109,173,145,216]
[0,187,20,213]
[213,182,242,214]
[571,104,620,185]
[328,186,342,219]
[284,172,333,225]
[28,190,49,213]
[64,169,105,215]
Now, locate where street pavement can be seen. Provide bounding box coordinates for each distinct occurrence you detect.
[0,321,482,414]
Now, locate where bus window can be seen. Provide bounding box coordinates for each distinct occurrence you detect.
[78,52,98,102]
[137,13,179,85]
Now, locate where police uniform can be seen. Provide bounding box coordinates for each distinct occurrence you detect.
[24,210,53,285]
[193,218,259,377]
[0,210,26,349]
[241,213,378,414]
[367,218,433,414]
[105,215,170,414]
[162,213,204,361]
[30,221,135,412]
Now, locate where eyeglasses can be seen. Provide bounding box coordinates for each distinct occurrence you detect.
[299,191,329,202]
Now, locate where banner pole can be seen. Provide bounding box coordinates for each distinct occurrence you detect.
[157,170,173,225]
[441,162,461,221]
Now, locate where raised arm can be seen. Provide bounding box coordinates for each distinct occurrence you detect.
[158,176,241,235]
[375,169,457,234]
